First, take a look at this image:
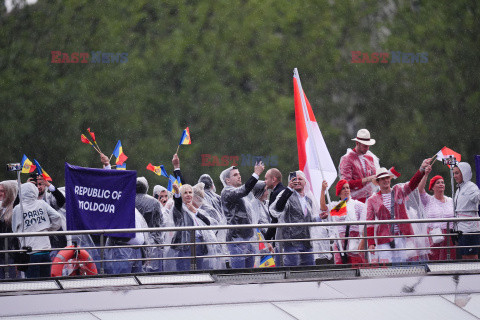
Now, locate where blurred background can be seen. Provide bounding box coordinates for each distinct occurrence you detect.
[0,0,478,196]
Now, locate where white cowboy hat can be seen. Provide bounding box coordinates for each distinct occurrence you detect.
[351,129,376,146]
[375,167,394,180]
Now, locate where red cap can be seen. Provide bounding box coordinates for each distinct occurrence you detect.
[336,179,348,196]
[429,175,443,191]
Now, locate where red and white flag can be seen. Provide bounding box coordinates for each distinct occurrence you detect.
[436,146,461,162]
[293,68,337,201]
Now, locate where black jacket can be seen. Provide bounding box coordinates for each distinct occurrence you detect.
[265,182,286,241]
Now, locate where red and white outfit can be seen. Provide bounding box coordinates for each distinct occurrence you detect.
[366,170,424,263]
[420,193,455,260]
[339,148,380,203]
[326,199,366,264]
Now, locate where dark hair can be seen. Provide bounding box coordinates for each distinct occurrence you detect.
[29,172,39,180]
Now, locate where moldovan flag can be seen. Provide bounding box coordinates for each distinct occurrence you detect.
[146,164,168,178]
[20,155,36,174]
[436,147,461,163]
[259,255,275,268]
[33,159,52,181]
[112,140,128,165]
[179,127,191,145]
[293,68,337,201]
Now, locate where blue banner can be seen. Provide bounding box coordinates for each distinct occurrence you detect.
[476,155,480,188]
[65,163,136,238]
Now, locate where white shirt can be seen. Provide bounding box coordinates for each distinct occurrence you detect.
[381,193,399,233]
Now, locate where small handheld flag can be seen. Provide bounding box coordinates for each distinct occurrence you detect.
[436,147,461,168]
[116,163,127,170]
[112,140,128,165]
[20,155,36,174]
[256,228,266,251]
[176,127,191,154]
[87,128,102,153]
[330,198,348,217]
[81,134,100,154]
[259,255,275,268]
[179,127,191,145]
[33,159,52,181]
[146,164,168,178]
[167,174,182,193]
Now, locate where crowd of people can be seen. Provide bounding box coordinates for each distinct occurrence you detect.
[0,129,479,279]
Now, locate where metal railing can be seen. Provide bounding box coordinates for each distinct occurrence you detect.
[0,216,479,279]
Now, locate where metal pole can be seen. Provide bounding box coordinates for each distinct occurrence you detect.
[100,234,105,274]
[4,237,9,279]
[190,230,197,271]
[446,221,451,261]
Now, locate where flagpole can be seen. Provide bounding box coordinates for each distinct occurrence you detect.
[94,141,102,153]
[295,68,346,261]
[294,68,331,204]
[176,145,180,154]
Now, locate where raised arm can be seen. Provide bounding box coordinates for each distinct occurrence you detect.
[417,165,431,195]
[403,159,430,195]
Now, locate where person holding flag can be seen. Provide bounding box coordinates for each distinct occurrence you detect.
[164,183,220,271]
[28,161,65,211]
[135,177,165,272]
[417,166,456,261]
[367,159,431,263]
[320,180,366,264]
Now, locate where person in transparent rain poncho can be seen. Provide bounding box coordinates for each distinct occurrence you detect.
[135,177,164,272]
[417,167,456,261]
[104,208,147,274]
[320,179,366,265]
[453,162,480,260]
[163,184,220,271]
[220,163,264,269]
[338,129,380,203]
[198,174,223,214]
[153,185,173,209]
[367,159,430,264]
[250,180,275,265]
[269,171,331,267]
[192,182,229,268]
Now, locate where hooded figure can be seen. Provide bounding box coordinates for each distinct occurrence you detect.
[135,177,164,272]
[164,184,220,271]
[454,162,480,258]
[454,162,480,233]
[250,180,271,233]
[12,183,62,278]
[198,174,222,214]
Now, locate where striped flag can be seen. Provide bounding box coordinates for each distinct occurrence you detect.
[294,68,337,201]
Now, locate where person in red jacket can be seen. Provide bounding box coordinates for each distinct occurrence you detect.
[338,129,380,203]
[367,159,430,263]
